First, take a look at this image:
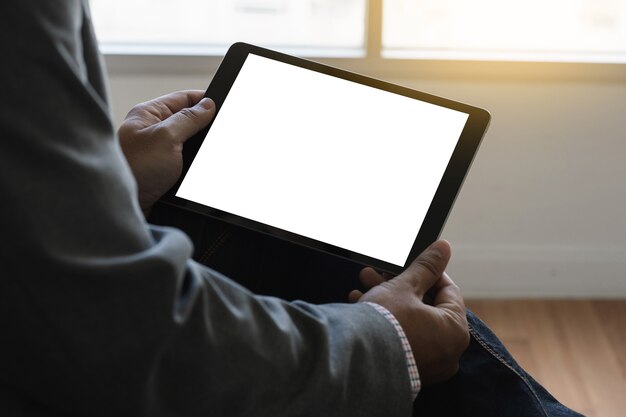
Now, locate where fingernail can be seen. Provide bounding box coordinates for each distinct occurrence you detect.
[198,98,214,110]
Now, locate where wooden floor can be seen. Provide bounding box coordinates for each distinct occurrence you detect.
[464,300,626,417]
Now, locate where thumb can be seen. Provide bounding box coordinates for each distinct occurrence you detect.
[398,240,451,297]
[158,98,216,143]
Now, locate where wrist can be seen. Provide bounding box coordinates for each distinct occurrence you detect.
[364,302,421,400]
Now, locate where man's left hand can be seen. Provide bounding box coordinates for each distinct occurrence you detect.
[119,90,216,214]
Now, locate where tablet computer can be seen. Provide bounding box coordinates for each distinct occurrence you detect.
[162,42,490,274]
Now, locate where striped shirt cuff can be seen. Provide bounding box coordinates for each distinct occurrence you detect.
[365,302,420,400]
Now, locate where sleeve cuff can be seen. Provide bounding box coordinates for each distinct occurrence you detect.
[364,302,421,400]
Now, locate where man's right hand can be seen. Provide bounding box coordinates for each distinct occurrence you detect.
[349,240,469,386]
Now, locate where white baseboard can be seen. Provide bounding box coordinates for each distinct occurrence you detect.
[445,244,626,298]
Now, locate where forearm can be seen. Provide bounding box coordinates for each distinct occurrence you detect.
[4,226,413,416]
[162,263,413,416]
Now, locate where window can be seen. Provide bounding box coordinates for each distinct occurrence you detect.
[383,0,626,62]
[89,0,366,56]
[90,0,626,64]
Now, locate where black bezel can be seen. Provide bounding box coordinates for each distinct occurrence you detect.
[162,42,491,274]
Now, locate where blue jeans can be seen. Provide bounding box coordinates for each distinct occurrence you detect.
[414,310,584,416]
[151,204,584,417]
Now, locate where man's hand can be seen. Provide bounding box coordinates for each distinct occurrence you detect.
[118,90,216,214]
[349,240,469,386]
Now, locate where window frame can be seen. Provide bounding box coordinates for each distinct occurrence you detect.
[100,0,626,82]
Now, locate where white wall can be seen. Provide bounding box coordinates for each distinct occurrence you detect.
[107,70,626,298]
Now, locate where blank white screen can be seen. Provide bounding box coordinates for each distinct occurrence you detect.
[177,54,469,266]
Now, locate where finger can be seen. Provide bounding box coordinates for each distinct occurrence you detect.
[397,240,451,297]
[432,273,466,318]
[359,267,385,290]
[154,89,206,111]
[382,272,395,281]
[156,97,216,144]
[161,90,206,113]
[125,90,206,121]
[348,289,364,303]
[184,90,206,104]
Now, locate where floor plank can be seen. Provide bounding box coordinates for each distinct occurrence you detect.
[464,300,626,417]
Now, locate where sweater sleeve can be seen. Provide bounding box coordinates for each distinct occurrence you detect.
[0,1,414,416]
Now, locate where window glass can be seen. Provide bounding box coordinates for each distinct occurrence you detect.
[89,0,366,54]
[383,0,626,61]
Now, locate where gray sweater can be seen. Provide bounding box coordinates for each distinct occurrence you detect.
[0,1,413,416]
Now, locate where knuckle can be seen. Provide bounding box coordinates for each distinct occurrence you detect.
[156,124,177,142]
[117,124,132,141]
[125,104,140,116]
[178,107,199,123]
[413,249,448,277]
[131,102,146,112]
[455,327,471,354]
[118,122,147,144]
[413,258,440,277]
[450,315,470,354]
[443,362,460,380]
[126,102,149,118]
[440,342,460,363]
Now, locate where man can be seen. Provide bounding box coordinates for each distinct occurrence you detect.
[0,1,582,416]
